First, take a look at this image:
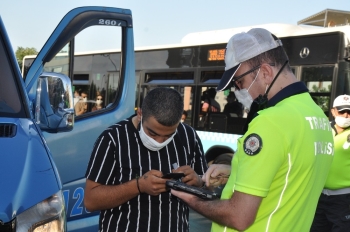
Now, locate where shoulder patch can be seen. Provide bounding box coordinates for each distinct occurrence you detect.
[243,133,262,156]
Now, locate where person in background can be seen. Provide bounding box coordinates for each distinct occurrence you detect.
[181,110,188,123]
[199,88,221,129]
[74,91,88,116]
[311,94,350,231]
[91,94,104,112]
[223,92,243,117]
[84,87,207,232]
[171,28,334,231]
[201,87,221,113]
[73,89,81,107]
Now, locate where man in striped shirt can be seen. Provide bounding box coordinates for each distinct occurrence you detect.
[84,87,208,232]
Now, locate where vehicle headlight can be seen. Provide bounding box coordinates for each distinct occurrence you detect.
[16,191,66,232]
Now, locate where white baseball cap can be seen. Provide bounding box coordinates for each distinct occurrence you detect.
[333,94,350,111]
[217,28,283,91]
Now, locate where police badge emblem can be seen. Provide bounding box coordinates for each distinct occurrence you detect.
[243,133,262,156]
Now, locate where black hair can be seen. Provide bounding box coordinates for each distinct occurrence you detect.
[183,110,188,117]
[207,88,217,98]
[142,87,183,126]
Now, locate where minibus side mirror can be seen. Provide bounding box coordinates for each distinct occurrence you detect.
[34,72,74,133]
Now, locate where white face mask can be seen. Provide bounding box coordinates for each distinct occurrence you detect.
[335,116,350,128]
[234,69,260,110]
[139,118,176,151]
[96,100,103,105]
[82,97,87,102]
[180,119,184,123]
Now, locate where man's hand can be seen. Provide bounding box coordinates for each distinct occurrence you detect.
[171,188,262,231]
[173,165,203,187]
[138,170,168,196]
[202,164,231,188]
[170,188,198,204]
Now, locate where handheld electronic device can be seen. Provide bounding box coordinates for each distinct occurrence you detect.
[166,180,219,200]
[162,173,185,179]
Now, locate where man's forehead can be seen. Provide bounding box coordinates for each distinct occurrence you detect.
[144,116,177,134]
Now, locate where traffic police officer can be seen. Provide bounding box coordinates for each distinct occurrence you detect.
[311,94,350,231]
[171,28,334,232]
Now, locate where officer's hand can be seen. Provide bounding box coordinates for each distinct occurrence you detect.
[202,164,231,188]
[173,165,203,187]
[138,170,167,196]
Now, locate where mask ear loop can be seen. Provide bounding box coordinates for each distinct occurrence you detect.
[254,60,289,109]
[265,60,289,96]
[265,84,269,94]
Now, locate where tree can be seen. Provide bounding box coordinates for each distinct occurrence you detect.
[15,46,38,71]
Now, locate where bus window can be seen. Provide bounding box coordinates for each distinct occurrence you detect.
[135,71,141,112]
[139,71,195,125]
[197,86,246,134]
[144,72,194,84]
[345,66,350,94]
[182,86,193,125]
[301,66,334,117]
[198,87,224,131]
[200,70,224,84]
[291,67,296,74]
[139,84,194,126]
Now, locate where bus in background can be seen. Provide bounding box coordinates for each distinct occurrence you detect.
[22,22,350,157]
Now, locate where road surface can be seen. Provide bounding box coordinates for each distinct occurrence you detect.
[189,209,212,232]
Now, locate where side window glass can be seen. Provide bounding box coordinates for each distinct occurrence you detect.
[72,25,122,116]
[43,44,70,76]
[301,66,334,117]
[0,36,24,117]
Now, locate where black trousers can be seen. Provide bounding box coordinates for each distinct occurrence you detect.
[310,193,350,232]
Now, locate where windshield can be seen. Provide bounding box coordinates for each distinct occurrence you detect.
[0,26,25,118]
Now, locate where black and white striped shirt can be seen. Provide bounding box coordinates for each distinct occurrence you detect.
[85,115,208,232]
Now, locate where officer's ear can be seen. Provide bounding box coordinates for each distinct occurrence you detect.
[260,63,274,85]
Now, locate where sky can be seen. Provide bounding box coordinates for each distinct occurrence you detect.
[1,0,349,53]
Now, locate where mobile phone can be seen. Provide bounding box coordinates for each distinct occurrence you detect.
[162,173,185,179]
[166,180,219,200]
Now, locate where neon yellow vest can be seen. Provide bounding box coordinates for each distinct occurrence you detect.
[324,126,350,189]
